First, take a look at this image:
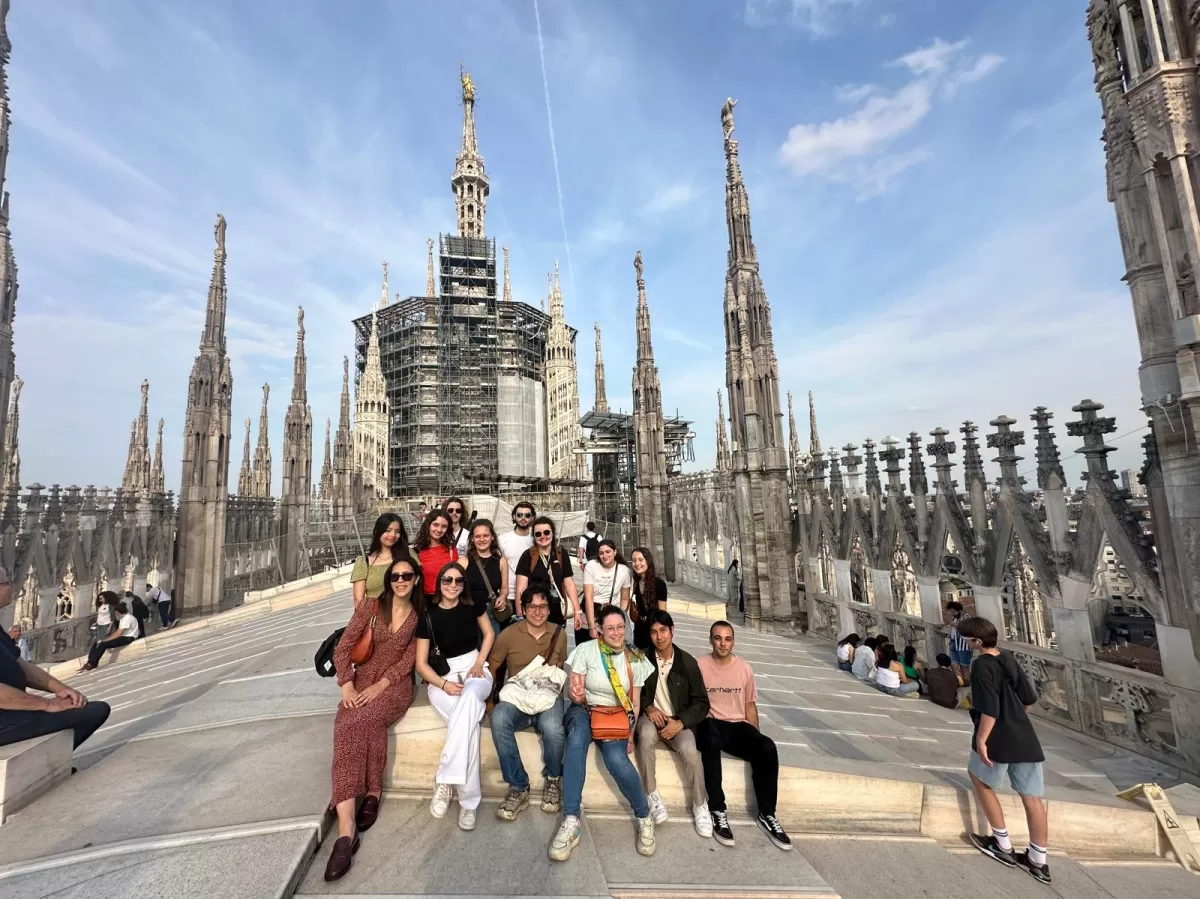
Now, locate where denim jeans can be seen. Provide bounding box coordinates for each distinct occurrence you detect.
[490,698,566,791]
[561,702,648,819]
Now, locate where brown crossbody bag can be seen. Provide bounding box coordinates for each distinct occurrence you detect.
[588,650,635,741]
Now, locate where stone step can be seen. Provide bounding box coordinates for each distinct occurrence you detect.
[385,700,1182,860]
[0,731,73,824]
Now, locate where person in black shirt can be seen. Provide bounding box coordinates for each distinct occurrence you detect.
[959,616,1051,885]
[414,561,494,832]
[514,517,583,632]
[630,547,668,652]
[0,565,111,749]
[463,519,512,635]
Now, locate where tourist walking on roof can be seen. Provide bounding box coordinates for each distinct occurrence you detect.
[146,582,175,629]
[464,518,513,636]
[442,496,471,555]
[7,625,29,662]
[325,556,421,882]
[946,601,973,681]
[630,546,667,652]
[578,522,602,567]
[636,610,712,837]
[697,620,792,851]
[580,539,631,644]
[125,590,150,638]
[550,605,656,862]
[498,502,535,616]
[91,592,114,644]
[81,601,139,670]
[352,513,411,610]
[961,616,1052,884]
[515,516,583,632]
[414,510,460,603]
[416,561,494,831]
[727,559,744,619]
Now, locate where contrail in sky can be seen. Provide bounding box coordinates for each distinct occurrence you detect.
[532,0,577,302]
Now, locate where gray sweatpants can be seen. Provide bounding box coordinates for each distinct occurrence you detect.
[635,714,707,805]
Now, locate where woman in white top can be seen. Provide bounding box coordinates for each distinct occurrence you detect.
[82,601,140,670]
[581,539,632,644]
[874,644,919,696]
[549,606,656,863]
[836,633,861,672]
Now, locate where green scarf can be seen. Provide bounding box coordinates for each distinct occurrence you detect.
[598,640,646,719]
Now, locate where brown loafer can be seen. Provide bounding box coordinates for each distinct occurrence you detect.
[323,832,360,882]
[356,795,380,832]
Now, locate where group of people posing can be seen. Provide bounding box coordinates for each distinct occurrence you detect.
[322,502,791,882]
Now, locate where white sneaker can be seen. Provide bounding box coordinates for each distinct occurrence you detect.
[549,817,581,862]
[430,783,452,818]
[636,816,656,857]
[693,802,713,838]
[647,790,669,825]
[458,806,477,831]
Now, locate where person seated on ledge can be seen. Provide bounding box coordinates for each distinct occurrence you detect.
[550,605,656,862]
[925,653,964,709]
[0,564,110,750]
[487,586,568,822]
[697,620,792,851]
[850,635,879,682]
[875,644,920,697]
[324,556,421,883]
[900,645,924,695]
[80,601,139,671]
[835,633,861,672]
[636,610,712,837]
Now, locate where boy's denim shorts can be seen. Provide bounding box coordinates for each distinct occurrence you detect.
[968,750,1044,797]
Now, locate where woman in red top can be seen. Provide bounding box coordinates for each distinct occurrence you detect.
[414,510,459,600]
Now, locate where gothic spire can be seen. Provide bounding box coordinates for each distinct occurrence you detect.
[426,239,436,297]
[550,261,565,321]
[808,390,821,457]
[594,323,608,413]
[634,250,654,362]
[122,379,151,494]
[721,98,756,268]
[788,391,801,486]
[201,214,228,352]
[452,67,488,238]
[1031,406,1065,489]
[281,306,312,505]
[290,307,307,405]
[336,357,351,444]
[319,418,332,500]
[907,431,928,495]
[961,421,986,487]
[151,418,164,493]
[1067,399,1118,490]
[716,390,732,472]
[376,261,389,311]
[502,245,512,303]
[237,417,252,495]
[252,383,272,498]
[2,373,19,493]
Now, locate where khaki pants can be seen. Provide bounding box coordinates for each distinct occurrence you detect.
[635,714,707,805]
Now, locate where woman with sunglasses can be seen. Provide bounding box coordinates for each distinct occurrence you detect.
[325,557,422,881]
[351,513,412,610]
[442,496,471,555]
[415,561,495,831]
[515,516,584,632]
[414,510,460,602]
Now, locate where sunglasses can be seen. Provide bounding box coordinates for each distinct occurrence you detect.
[441,576,465,586]
[534,529,552,538]
[389,572,417,583]
[514,512,533,519]
[447,507,463,514]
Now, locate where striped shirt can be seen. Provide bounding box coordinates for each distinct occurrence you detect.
[949,613,971,651]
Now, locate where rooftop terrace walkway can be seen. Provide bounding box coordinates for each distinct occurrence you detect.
[0,584,1196,898]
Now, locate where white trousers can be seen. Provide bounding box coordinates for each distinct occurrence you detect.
[426,649,493,810]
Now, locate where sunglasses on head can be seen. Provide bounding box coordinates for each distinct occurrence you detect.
[440,575,465,585]
[389,571,417,583]
[534,529,552,537]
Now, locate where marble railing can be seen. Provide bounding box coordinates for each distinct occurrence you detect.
[21,615,95,664]
[675,560,733,604]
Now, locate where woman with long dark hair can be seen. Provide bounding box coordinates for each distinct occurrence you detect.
[629,546,667,652]
[324,555,422,881]
[442,496,471,554]
[351,513,411,610]
[414,510,459,601]
[580,539,632,645]
[515,516,583,632]
[415,561,494,831]
[464,518,511,634]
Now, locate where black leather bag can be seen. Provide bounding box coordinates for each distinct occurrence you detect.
[426,611,451,678]
[315,627,345,678]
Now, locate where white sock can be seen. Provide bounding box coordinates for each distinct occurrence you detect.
[992,827,1012,852]
[1027,842,1047,866]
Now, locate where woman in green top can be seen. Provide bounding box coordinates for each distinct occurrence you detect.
[901,645,924,694]
[352,514,411,609]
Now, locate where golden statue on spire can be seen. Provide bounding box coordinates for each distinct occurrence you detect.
[460,64,475,101]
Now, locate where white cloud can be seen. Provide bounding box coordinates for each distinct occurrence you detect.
[779,38,1004,192]
[745,0,870,37]
[640,182,697,220]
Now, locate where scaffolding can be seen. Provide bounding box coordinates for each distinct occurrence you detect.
[353,234,552,497]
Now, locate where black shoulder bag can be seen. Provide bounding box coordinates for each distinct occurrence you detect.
[426,609,451,678]
[314,627,344,678]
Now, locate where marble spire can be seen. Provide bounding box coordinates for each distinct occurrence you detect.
[716,390,732,472]
[451,67,488,238]
[251,383,272,498]
[426,239,436,297]
[237,417,253,496]
[594,323,608,413]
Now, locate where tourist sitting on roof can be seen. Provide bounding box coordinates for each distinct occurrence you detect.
[81,601,139,671]
[874,644,920,697]
[835,632,861,671]
[850,635,879,681]
[925,653,963,709]
[900,645,925,695]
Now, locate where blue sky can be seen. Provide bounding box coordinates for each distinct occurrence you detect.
[8,0,1145,494]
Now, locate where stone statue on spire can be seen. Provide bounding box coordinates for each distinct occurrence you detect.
[460,65,475,101]
[721,98,737,141]
[634,249,644,282]
[215,214,226,252]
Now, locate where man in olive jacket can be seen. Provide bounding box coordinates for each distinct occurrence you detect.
[635,609,713,838]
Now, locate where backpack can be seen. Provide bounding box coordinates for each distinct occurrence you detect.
[584,533,601,561]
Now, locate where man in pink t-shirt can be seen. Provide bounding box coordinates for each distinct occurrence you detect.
[696,620,791,852]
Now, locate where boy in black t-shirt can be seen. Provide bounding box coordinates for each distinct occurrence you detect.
[959,616,1051,884]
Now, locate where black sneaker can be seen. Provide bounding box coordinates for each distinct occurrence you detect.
[968,832,1017,867]
[756,813,793,851]
[711,809,735,847]
[1014,850,1052,883]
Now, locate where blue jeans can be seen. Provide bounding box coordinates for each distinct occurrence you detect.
[490,699,566,791]
[562,702,648,819]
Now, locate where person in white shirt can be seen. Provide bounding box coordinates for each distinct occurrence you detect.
[498,502,535,615]
[580,540,631,643]
[7,625,30,662]
[442,497,472,554]
[82,601,139,671]
[578,523,602,567]
[146,582,176,629]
